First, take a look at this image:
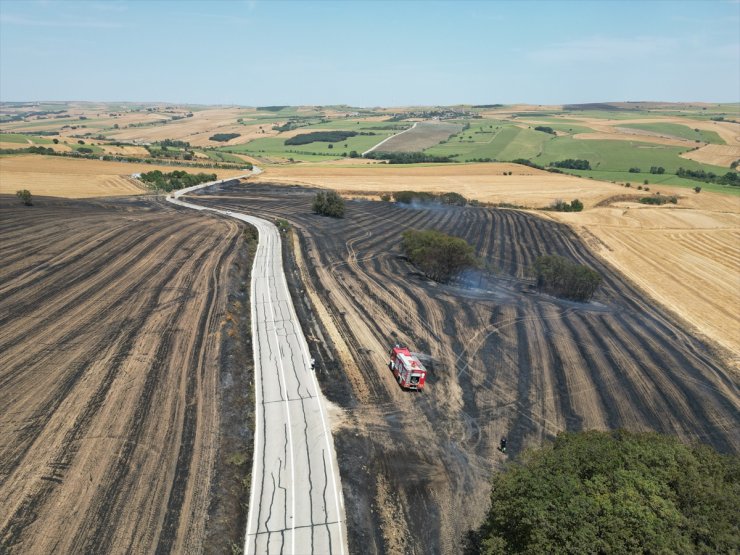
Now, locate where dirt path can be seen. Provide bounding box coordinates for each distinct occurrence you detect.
[0,195,243,553]
[192,183,739,554]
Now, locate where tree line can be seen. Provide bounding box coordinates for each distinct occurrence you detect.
[363,151,456,164]
[138,170,217,192]
[392,190,468,206]
[401,229,478,283]
[209,133,240,142]
[677,167,738,186]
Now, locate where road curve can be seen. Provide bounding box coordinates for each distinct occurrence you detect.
[167,174,347,555]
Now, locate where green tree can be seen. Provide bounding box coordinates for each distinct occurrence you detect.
[16,189,32,206]
[469,430,739,554]
[401,229,478,283]
[531,255,601,301]
[312,190,345,218]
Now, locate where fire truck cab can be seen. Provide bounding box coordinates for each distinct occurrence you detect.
[388,345,427,391]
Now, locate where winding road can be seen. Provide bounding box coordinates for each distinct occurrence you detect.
[167,173,347,555]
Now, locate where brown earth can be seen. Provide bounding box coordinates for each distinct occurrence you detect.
[372,122,464,153]
[0,155,246,198]
[680,144,740,167]
[190,182,740,554]
[0,194,253,553]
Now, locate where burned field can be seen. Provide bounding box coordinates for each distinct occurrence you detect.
[190,183,740,555]
[0,195,254,553]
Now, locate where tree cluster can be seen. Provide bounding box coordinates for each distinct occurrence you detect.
[285,131,358,145]
[138,170,216,192]
[209,133,240,142]
[531,255,601,301]
[650,166,666,174]
[392,190,468,206]
[401,229,478,283]
[363,151,455,164]
[677,167,738,186]
[534,125,556,135]
[639,195,678,205]
[548,198,584,212]
[467,430,739,555]
[312,190,345,218]
[551,158,591,170]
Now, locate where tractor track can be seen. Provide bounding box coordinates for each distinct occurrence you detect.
[0,195,244,553]
[189,182,739,554]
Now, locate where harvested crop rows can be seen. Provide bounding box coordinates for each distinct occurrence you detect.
[374,121,463,153]
[190,183,739,554]
[0,196,241,553]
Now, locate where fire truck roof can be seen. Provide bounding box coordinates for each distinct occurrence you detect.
[397,352,426,373]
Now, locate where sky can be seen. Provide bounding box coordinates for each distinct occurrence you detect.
[1,0,738,106]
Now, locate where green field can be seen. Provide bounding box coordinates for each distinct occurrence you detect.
[566,169,740,195]
[619,122,725,144]
[0,133,53,144]
[220,130,395,161]
[69,143,103,154]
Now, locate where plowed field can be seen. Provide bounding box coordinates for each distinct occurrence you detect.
[189,183,739,554]
[0,196,244,553]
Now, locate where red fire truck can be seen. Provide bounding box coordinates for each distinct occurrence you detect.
[388,345,427,391]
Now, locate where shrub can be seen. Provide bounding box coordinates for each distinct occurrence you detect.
[694,186,702,193]
[548,199,583,212]
[639,195,678,205]
[629,167,641,173]
[16,189,32,206]
[531,255,601,301]
[401,229,478,283]
[312,190,345,218]
[650,166,665,174]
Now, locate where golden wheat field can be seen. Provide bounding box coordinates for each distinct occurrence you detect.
[0,155,246,198]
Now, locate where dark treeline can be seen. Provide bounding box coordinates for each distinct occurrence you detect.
[312,190,345,218]
[138,170,217,192]
[392,190,468,206]
[257,106,289,112]
[551,158,592,170]
[534,125,556,135]
[546,199,584,212]
[639,195,678,205]
[363,151,456,164]
[209,133,240,142]
[285,131,359,145]
[531,255,601,302]
[677,168,739,186]
[401,229,478,283]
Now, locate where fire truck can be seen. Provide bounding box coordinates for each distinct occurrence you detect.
[388,345,427,391]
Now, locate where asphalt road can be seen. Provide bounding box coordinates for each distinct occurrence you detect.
[167,176,347,555]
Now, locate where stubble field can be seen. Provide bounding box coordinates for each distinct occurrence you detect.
[0,155,247,198]
[189,182,739,554]
[0,195,246,553]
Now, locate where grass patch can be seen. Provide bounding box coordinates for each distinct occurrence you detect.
[619,122,725,144]
[0,133,53,144]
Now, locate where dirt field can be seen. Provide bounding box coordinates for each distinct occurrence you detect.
[0,155,246,198]
[255,162,625,207]
[0,195,253,553]
[548,196,740,366]
[681,143,740,166]
[190,182,739,554]
[374,122,464,153]
[107,108,277,147]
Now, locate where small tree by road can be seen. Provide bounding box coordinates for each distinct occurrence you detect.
[16,189,32,206]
